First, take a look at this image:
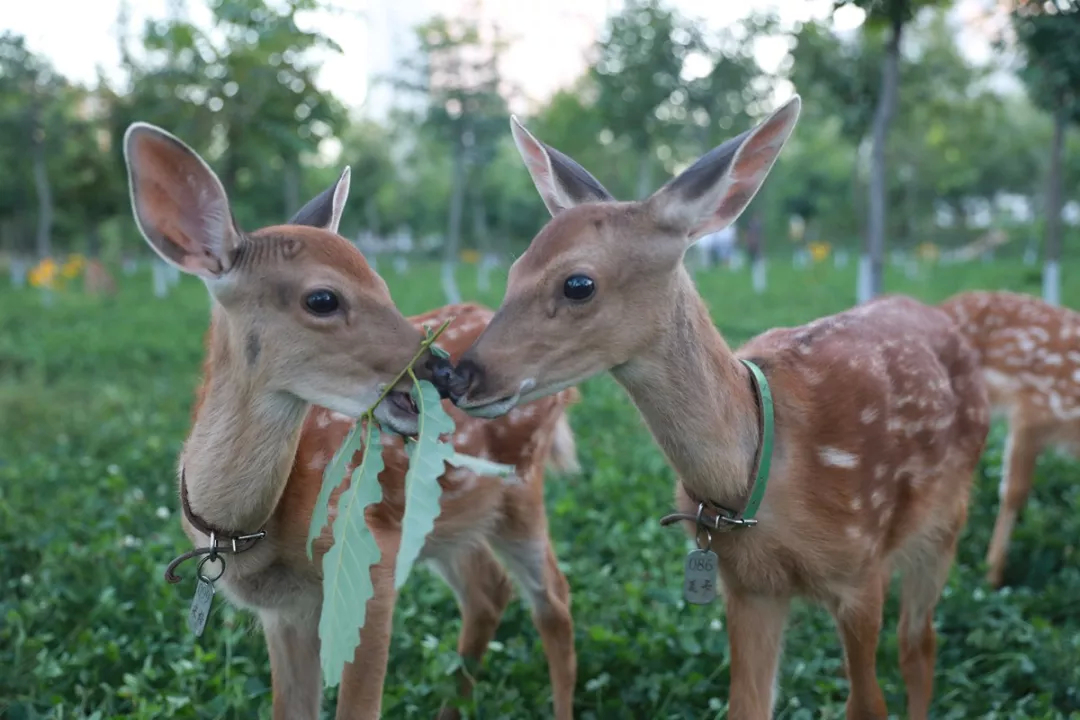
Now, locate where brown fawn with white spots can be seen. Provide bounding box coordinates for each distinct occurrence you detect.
[123,122,580,720]
[442,96,992,719]
[940,289,1080,587]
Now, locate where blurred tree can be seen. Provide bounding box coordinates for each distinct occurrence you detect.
[0,33,67,258]
[831,0,949,303]
[1011,1,1080,305]
[395,11,511,303]
[117,0,346,231]
[592,0,706,198]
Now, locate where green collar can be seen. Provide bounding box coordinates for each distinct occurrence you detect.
[659,358,775,532]
[737,359,774,523]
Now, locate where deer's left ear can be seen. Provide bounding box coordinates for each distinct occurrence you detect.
[647,95,801,243]
[288,166,351,234]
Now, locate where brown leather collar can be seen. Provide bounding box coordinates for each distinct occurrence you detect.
[163,469,267,584]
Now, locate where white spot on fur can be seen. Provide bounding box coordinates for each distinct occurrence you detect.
[330,412,353,424]
[315,413,331,429]
[846,525,862,540]
[819,447,859,469]
[851,496,862,511]
[874,465,888,481]
[307,451,328,471]
[871,489,886,508]
[860,407,878,424]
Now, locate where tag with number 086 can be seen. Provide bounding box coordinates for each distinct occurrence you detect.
[683,548,718,605]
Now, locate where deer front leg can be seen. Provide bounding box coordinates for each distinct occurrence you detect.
[724,590,790,720]
[986,426,1041,588]
[263,609,323,720]
[335,524,402,720]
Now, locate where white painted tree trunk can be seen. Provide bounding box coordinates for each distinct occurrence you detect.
[152,262,169,298]
[441,261,462,305]
[477,253,499,293]
[10,258,27,288]
[393,256,409,275]
[752,257,767,294]
[1043,260,1061,306]
[856,255,873,305]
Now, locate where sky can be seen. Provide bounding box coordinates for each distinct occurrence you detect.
[2,0,1004,116]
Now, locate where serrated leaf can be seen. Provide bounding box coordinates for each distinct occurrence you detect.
[393,379,455,590]
[307,415,363,558]
[445,451,517,480]
[318,421,385,687]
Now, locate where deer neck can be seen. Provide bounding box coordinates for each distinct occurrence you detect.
[611,267,761,506]
[179,307,309,535]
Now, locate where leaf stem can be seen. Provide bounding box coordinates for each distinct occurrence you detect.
[363,318,453,420]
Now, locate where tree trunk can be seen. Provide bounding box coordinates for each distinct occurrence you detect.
[283,157,300,219]
[636,150,653,200]
[442,140,467,305]
[860,16,903,304]
[1043,103,1065,306]
[87,224,102,257]
[32,135,53,260]
[473,195,494,292]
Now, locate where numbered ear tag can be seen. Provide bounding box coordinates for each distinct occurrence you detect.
[188,578,216,637]
[683,549,718,605]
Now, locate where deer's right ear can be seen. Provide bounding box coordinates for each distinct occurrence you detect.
[123,122,241,279]
[510,115,614,217]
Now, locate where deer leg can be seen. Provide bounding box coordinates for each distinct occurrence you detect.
[986,426,1041,588]
[895,514,962,720]
[492,535,576,720]
[263,609,322,720]
[335,524,401,720]
[829,569,889,720]
[427,542,514,720]
[724,589,791,720]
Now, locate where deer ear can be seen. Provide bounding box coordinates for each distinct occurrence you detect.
[647,95,801,243]
[123,123,242,279]
[510,115,614,217]
[288,166,351,234]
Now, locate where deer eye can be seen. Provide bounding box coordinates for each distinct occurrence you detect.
[304,289,340,316]
[563,274,595,302]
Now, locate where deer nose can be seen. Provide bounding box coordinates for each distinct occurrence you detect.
[426,355,458,400]
[437,357,479,405]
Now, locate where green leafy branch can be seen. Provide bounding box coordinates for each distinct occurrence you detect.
[305,319,516,687]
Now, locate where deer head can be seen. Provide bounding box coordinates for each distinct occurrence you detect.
[123,122,449,434]
[446,96,801,417]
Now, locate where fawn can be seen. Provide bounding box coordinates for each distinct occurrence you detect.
[122,122,580,720]
[438,96,991,719]
[940,289,1080,587]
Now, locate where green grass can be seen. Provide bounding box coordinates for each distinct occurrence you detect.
[2,257,1079,719]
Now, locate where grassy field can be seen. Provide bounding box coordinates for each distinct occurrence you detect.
[2,256,1079,719]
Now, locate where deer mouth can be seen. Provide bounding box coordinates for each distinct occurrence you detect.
[376,390,421,435]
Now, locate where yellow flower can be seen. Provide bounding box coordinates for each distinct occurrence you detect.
[61,254,86,279]
[29,258,59,289]
[460,249,481,264]
[808,241,832,263]
[917,242,939,262]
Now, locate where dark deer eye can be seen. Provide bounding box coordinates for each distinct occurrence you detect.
[304,289,340,316]
[563,274,595,302]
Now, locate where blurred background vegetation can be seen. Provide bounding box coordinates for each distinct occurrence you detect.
[1,0,1078,304]
[3,0,1080,718]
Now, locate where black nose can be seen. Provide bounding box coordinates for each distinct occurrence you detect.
[427,355,457,400]
[447,358,479,403]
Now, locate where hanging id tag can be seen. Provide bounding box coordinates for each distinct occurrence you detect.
[683,548,718,605]
[188,578,216,637]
